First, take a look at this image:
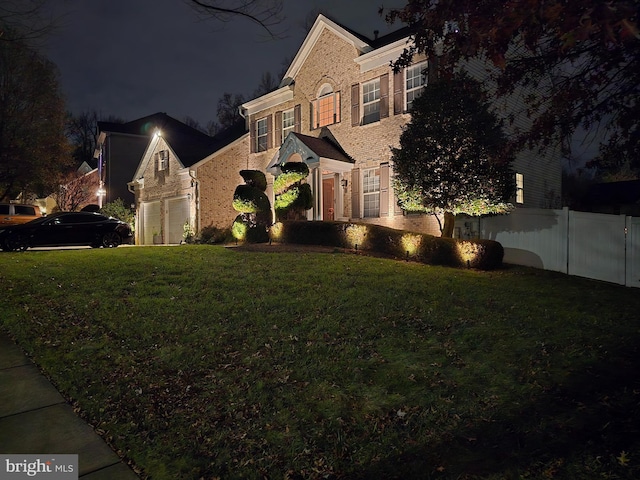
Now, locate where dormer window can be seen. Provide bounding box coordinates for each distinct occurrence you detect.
[311,84,341,129]
[156,150,168,171]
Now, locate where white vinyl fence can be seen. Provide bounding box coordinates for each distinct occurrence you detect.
[478,207,640,288]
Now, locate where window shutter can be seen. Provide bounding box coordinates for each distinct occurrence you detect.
[266,114,273,150]
[351,84,360,127]
[154,152,159,177]
[380,73,389,119]
[249,118,256,153]
[294,104,301,133]
[428,57,438,84]
[391,164,404,216]
[351,168,360,218]
[275,110,282,144]
[310,100,317,130]
[380,163,389,216]
[394,69,404,115]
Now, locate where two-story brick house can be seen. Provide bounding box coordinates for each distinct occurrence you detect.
[130,14,561,244]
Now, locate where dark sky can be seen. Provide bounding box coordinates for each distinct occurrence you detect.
[44,0,400,127]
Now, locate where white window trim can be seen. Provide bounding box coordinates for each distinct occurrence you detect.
[314,86,340,129]
[282,108,295,143]
[256,117,268,152]
[362,78,381,125]
[516,173,524,204]
[362,167,380,217]
[405,60,428,111]
[158,150,168,171]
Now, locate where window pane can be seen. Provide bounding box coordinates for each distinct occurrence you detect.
[318,93,339,128]
[362,79,380,124]
[282,109,295,142]
[406,61,427,110]
[363,168,380,217]
[257,118,268,151]
[516,173,524,204]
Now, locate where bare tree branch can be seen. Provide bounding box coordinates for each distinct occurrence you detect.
[185,0,284,37]
[0,0,56,45]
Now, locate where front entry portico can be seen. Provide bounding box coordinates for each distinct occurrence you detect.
[267,132,354,221]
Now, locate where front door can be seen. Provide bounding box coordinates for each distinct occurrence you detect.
[322,177,334,221]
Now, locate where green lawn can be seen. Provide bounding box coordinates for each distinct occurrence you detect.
[1,245,639,479]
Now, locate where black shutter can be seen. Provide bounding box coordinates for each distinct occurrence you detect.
[351,84,360,127]
[380,73,389,119]
[394,69,404,115]
[294,104,301,133]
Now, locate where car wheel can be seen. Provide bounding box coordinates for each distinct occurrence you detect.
[101,232,121,248]
[5,233,29,252]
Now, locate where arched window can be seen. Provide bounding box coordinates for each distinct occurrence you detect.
[311,83,341,129]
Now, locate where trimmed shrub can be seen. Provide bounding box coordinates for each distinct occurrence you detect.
[281,162,310,175]
[269,220,504,270]
[232,185,271,214]
[274,161,313,221]
[195,225,232,244]
[239,170,267,192]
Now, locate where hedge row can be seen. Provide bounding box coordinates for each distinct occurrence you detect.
[269,220,504,270]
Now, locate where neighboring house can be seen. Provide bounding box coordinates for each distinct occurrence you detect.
[130,14,562,244]
[97,113,217,206]
[36,161,100,215]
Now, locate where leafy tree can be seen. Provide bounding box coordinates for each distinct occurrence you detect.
[0,34,71,201]
[101,198,135,226]
[383,0,639,178]
[391,76,515,237]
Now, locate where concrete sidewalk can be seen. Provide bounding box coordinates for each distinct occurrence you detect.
[0,333,139,479]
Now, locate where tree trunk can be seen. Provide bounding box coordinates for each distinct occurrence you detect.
[441,211,455,238]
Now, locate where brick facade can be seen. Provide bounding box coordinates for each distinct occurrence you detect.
[131,15,561,243]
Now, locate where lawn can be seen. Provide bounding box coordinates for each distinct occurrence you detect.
[1,245,639,479]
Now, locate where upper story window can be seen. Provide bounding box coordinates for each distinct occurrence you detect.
[256,117,268,152]
[312,84,341,129]
[405,61,428,111]
[157,150,168,171]
[282,108,295,143]
[362,78,381,125]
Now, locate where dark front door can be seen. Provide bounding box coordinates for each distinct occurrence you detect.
[322,178,334,221]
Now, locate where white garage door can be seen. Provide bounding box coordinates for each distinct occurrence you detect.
[167,197,190,244]
[141,201,161,245]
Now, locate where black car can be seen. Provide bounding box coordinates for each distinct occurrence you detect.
[0,212,133,251]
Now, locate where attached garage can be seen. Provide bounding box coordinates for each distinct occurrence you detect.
[141,201,161,245]
[166,196,190,244]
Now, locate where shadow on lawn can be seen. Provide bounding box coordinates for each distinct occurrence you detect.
[355,345,640,479]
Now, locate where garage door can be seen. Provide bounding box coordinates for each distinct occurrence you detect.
[167,197,190,244]
[141,201,161,245]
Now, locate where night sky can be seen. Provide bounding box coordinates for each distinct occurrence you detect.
[44,0,398,127]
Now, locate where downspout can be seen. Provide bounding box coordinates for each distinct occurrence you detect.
[189,170,199,235]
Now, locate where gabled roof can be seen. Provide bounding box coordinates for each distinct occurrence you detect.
[293,133,353,164]
[280,14,373,86]
[278,15,411,89]
[267,132,354,175]
[99,112,232,168]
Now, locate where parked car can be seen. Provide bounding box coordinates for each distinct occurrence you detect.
[0,212,133,251]
[0,203,42,226]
